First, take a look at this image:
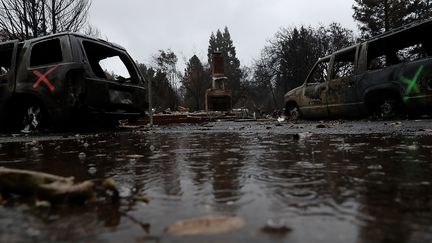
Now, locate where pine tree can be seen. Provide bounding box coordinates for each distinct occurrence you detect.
[353,0,432,38]
[0,0,91,41]
[182,55,209,111]
[408,0,432,20]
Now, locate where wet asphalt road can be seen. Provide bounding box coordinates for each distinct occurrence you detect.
[1,119,432,242]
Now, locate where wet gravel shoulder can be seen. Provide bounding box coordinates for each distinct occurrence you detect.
[1,119,432,144]
[136,119,432,136]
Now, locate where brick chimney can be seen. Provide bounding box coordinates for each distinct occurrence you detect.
[205,52,232,112]
[212,52,224,78]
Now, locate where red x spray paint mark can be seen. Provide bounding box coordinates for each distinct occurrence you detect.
[32,65,58,92]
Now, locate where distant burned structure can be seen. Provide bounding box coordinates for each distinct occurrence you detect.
[205,52,232,112]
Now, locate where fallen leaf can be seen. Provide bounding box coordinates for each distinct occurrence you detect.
[166,216,245,236]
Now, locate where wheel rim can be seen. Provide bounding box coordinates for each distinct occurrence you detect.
[21,105,42,133]
[380,100,395,118]
[289,107,300,121]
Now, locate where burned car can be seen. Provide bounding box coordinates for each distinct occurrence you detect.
[284,19,432,120]
[0,33,147,132]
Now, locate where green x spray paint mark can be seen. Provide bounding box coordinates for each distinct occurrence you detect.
[400,65,424,102]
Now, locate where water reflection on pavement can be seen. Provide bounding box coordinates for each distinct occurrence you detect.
[1,124,432,242]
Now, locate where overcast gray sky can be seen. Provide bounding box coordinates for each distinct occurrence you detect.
[90,0,357,69]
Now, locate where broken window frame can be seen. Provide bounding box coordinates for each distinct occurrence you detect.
[99,56,131,81]
[366,28,432,71]
[306,57,330,84]
[81,40,139,84]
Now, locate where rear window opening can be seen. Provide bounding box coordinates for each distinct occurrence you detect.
[30,39,63,67]
[99,56,130,81]
[82,41,136,83]
[367,31,432,71]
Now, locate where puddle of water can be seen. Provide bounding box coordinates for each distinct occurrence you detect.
[1,131,432,242]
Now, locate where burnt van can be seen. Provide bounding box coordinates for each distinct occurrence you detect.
[0,33,147,132]
[284,19,432,120]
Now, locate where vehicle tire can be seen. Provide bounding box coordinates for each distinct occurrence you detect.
[287,105,301,121]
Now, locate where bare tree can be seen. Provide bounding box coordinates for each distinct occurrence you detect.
[0,0,91,41]
[83,24,101,38]
[150,50,182,111]
[48,0,90,33]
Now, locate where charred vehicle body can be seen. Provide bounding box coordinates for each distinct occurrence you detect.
[0,33,147,132]
[284,19,432,120]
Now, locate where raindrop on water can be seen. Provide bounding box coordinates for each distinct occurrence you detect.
[88,167,97,175]
[406,144,419,151]
[78,152,86,160]
[368,164,383,170]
